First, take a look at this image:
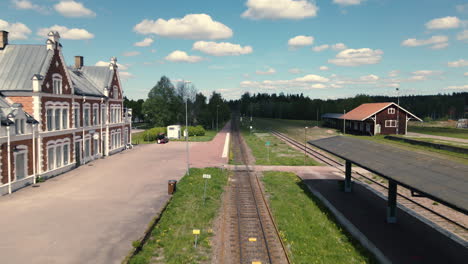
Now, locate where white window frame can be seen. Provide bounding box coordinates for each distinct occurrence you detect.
[15,118,25,135]
[385,120,397,127]
[62,103,69,129]
[47,142,55,171]
[14,145,28,180]
[92,104,99,126]
[388,108,395,114]
[45,102,55,131]
[101,104,106,125]
[83,103,91,127]
[73,103,80,128]
[63,141,70,166]
[52,74,63,94]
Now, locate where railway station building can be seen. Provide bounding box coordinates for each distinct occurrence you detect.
[322,102,421,136]
[0,30,132,195]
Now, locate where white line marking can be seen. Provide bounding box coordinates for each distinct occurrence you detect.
[222,132,230,158]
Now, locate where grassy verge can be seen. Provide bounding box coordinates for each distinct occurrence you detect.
[408,126,468,140]
[262,171,376,264]
[132,130,218,144]
[394,136,468,149]
[348,134,468,164]
[239,121,320,166]
[128,168,229,264]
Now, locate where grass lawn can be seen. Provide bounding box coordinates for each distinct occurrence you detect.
[408,126,468,140]
[240,121,320,166]
[132,129,218,144]
[399,136,468,148]
[262,171,376,264]
[128,168,229,264]
[349,135,468,165]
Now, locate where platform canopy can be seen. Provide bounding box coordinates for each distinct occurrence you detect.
[309,136,468,215]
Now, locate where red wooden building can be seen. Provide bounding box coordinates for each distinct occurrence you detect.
[323,102,422,136]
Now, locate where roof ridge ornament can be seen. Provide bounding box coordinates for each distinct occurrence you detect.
[109,57,118,70]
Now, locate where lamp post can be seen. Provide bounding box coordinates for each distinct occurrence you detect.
[216,104,219,131]
[304,126,308,165]
[396,88,400,135]
[182,80,192,175]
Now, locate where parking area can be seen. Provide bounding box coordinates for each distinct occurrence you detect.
[0,143,187,264]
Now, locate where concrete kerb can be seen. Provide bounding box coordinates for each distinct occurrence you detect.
[123,195,173,263]
[304,184,391,264]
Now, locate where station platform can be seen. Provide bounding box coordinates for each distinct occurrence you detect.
[302,178,468,264]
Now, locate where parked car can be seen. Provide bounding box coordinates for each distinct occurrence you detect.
[157,133,169,144]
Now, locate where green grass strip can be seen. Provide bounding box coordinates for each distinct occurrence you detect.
[262,171,376,264]
[129,168,229,264]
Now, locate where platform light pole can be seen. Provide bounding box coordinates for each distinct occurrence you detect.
[182,80,192,175]
[396,87,400,135]
[304,126,308,165]
[216,104,219,131]
[343,110,346,134]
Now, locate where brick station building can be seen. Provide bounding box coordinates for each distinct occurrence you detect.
[322,102,422,136]
[0,30,131,195]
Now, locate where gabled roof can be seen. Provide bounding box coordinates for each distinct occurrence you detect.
[0,95,38,125]
[341,102,422,121]
[0,45,53,91]
[67,67,105,97]
[80,66,113,91]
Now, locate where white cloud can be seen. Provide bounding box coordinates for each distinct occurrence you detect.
[448,59,468,67]
[464,72,468,76]
[119,72,134,79]
[12,0,48,13]
[134,38,154,47]
[312,44,329,52]
[54,1,95,18]
[37,25,94,40]
[310,83,326,89]
[122,51,140,57]
[333,0,365,6]
[150,49,156,53]
[288,35,314,48]
[409,75,427,81]
[412,70,442,76]
[134,14,232,40]
[95,61,128,70]
[0,19,31,40]
[165,50,204,63]
[331,43,347,50]
[359,74,379,81]
[445,84,468,90]
[319,66,329,71]
[241,0,318,20]
[426,16,461,30]
[288,68,302,74]
[430,42,449,50]
[401,35,448,49]
[328,48,383,66]
[256,68,276,75]
[295,74,329,82]
[457,30,468,41]
[388,70,400,77]
[457,4,468,13]
[192,41,253,56]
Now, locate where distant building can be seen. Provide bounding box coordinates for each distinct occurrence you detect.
[0,30,131,195]
[322,102,422,136]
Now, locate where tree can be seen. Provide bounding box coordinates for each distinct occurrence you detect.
[142,76,182,126]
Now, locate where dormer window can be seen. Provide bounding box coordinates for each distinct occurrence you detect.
[15,119,25,134]
[388,108,395,114]
[113,86,118,99]
[52,74,62,94]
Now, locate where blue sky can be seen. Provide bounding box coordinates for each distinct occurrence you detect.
[1,0,467,100]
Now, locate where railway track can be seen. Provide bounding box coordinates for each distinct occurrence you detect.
[225,121,290,264]
[271,130,468,242]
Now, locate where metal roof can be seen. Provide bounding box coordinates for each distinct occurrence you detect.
[80,66,113,90]
[0,45,53,91]
[309,136,468,214]
[341,102,422,121]
[322,113,343,119]
[67,67,105,97]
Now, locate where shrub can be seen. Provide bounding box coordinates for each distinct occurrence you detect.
[182,125,206,136]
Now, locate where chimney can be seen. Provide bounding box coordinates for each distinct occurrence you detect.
[75,56,84,69]
[0,31,8,50]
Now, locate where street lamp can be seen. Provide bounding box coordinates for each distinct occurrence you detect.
[182,80,192,175]
[216,104,219,131]
[304,126,308,165]
[396,87,400,135]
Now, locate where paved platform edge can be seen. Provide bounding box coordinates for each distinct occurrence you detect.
[304,184,391,264]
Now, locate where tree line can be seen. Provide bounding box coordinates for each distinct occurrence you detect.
[229,92,468,121]
[124,76,230,129]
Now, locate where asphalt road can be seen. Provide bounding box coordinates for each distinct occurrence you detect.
[0,143,187,264]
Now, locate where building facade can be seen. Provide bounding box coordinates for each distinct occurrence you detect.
[322,102,422,136]
[0,31,131,195]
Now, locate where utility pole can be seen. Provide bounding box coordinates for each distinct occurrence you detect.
[343,110,346,134]
[186,97,189,175]
[396,88,400,135]
[216,104,219,131]
[304,126,308,165]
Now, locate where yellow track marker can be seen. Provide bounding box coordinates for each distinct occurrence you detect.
[248,237,257,242]
[252,262,261,264]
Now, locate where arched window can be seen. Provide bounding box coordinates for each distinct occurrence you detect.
[113,86,118,99]
[14,145,28,180]
[52,74,62,94]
